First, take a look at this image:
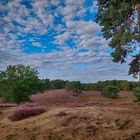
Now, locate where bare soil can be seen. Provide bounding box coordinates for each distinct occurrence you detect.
[0,90,140,140]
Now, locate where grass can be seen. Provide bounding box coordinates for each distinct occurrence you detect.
[0,103,17,108]
[55,111,68,117]
[0,90,140,140]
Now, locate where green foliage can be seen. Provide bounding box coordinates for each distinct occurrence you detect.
[97,0,140,78]
[81,80,135,91]
[45,79,51,89]
[101,85,120,99]
[65,81,81,91]
[133,87,140,101]
[0,64,46,104]
[45,78,137,92]
[65,81,82,96]
[129,55,140,78]
[45,79,68,89]
[50,79,67,89]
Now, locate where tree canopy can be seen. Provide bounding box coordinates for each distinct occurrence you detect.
[97,0,140,78]
[0,64,46,104]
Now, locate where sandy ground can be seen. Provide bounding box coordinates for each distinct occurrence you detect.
[0,90,140,140]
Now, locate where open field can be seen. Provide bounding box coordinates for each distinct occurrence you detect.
[0,89,140,140]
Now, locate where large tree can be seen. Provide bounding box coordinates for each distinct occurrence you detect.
[97,0,140,78]
[0,64,46,104]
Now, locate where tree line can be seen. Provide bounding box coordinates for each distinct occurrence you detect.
[45,79,138,91]
[0,64,139,104]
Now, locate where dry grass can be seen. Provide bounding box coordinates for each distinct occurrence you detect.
[0,89,140,140]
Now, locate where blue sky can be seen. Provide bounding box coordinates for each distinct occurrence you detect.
[0,0,135,82]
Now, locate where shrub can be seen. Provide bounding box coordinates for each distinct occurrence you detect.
[133,87,140,102]
[9,106,46,121]
[65,81,82,96]
[101,85,120,99]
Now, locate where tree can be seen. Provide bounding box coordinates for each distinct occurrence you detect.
[97,0,140,78]
[45,79,51,89]
[133,87,140,101]
[129,54,140,78]
[65,81,82,96]
[0,64,46,104]
[44,79,69,90]
[121,80,130,91]
[50,79,64,89]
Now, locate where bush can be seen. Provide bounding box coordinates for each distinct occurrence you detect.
[65,81,82,96]
[133,87,140,101]
[101,85,120,99]
[9,106,46,121]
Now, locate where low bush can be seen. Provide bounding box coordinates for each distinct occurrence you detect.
[101,85,120,99]
[133,87,140,102]
[9,106,46,121]
[65,81,82,96]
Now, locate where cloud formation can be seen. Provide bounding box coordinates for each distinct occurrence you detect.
[0,0,132,82]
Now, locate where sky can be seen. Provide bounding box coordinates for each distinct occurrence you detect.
[0,0,135,82]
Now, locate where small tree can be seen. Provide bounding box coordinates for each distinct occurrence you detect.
[65,81,82,96]
[0,64,46,104]
[49,79,68,89]
[101,85,120,99]
[45,79,51,89]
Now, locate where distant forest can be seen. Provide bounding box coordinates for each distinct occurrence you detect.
[45,79,138,91]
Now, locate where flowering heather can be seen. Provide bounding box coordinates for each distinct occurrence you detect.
[67,102,85,108]
[9,106,46,121]
[55,111,68,117]
[19,103,39,108]
[0,103,17,108]
[30,93,48,102]
[30,90,72,107]
[84,102,113,106]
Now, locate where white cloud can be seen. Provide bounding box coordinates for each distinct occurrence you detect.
[0,0,132,82]
[32,42,42,48]
[79,51,96,57]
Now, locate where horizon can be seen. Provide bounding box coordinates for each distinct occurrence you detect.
[0,0,137,82]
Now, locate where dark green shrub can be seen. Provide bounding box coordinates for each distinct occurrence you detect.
[101,85,120,99]
[65,81,82,96]
[133,87,140,102]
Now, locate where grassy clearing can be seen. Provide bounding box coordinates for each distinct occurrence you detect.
[0,89,140,140]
